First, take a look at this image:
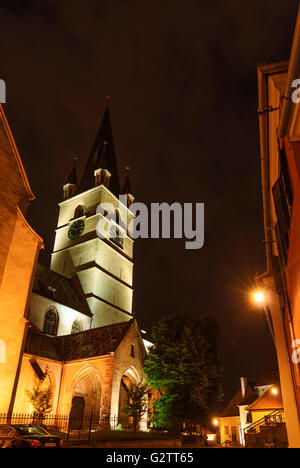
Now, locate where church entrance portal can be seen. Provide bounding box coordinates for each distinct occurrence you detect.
[69,366,102,429]
[69,396,85,430]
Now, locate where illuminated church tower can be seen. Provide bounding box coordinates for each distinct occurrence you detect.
[50,107,135,328]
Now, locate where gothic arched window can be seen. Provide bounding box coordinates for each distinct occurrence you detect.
[74,205,84,219]
[43,307,59,336]
[115,209,120,225]
[71,319,82,335]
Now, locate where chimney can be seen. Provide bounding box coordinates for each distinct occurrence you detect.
[240,377,248,398]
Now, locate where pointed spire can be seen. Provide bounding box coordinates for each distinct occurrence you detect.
[66,165,78,186]
[122,169,134,207]
[63,165,78,200]
[122,173,132,195]
[78,104,121,195]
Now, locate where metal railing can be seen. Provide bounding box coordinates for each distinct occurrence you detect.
[0,413,149,445]
[244,410,285,434]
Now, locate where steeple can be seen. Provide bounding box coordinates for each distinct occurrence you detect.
[122,172,134,207]
[63,165,78,200]
[78,106,121,196]
[66,165,78,185]
[122,174,132,195]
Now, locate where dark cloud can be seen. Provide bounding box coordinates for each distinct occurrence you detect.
[0,0,298,398]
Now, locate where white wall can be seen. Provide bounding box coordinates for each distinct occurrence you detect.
[29,293,91,336]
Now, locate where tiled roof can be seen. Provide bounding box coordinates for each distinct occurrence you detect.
[33,264,92,317]
[246,387,283,411]
[25,319,134,362]
[219,386,257,418]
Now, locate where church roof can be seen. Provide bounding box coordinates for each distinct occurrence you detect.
[78,107,121,196]
[66,165,78,185]
[25,319,134,361]
[33,264,92,317]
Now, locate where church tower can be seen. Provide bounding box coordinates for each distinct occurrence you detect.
[50,107,135,328]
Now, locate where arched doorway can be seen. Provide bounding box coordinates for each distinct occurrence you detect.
[69,366,102,429]
[118,367,141,429]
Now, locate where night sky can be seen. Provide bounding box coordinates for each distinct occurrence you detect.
[1,0,299,399]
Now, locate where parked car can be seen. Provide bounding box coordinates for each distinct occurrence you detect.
[0,424,63,448]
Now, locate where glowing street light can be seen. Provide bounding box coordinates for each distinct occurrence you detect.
[212,418,219,426]
[253,290,265,304]
[250,288,275,345]
[271,386,278,395]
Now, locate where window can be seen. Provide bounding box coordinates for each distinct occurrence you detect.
[43,307,59,336]
[71,319,82,335]
[110,225,124,249]
[15,425,49,436]
[246,412,253,424]
[115,209,120,225]
[273,179,290,265]
[0,426,15,436]
[279,145,293,207]
[131,344,135,358]
[0,339,5,364]
[272,143,294,267]
[74,205,84,218]
[224,425,229,435]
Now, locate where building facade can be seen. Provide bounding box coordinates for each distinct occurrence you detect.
[256,7,300,447]
[0,104,43,414]
[0,105,147,427]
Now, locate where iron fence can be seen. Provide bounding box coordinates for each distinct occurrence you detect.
[0,413,149,445]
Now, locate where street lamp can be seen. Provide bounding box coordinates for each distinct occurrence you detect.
[253,290,265,304]
[271,386,278,395]
[251,288,275,345]
[212,418,219,426]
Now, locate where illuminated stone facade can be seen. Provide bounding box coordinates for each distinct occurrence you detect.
[0,105,43,413]
[11,107,147,425]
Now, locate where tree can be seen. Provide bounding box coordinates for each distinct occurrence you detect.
[144,313,223,431]
[122,382,148,432]
[26,369,53,418]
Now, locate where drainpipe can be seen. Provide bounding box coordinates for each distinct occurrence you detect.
[277,5,300,139]
[257,65,273,273]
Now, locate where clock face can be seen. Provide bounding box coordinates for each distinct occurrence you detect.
[68,220,85,240]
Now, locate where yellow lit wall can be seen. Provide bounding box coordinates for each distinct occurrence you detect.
[0,212,41,413]
[219,416,241,445]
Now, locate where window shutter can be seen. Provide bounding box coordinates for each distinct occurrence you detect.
[272,178,290,235]
[279,146,293,207]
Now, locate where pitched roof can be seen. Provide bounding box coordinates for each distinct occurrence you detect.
[219,386,257,418]
[33,263,92,317]
[246,387,283,412]
[78,107,121,196]
[66,165,78,185]
[25,319,134,361]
